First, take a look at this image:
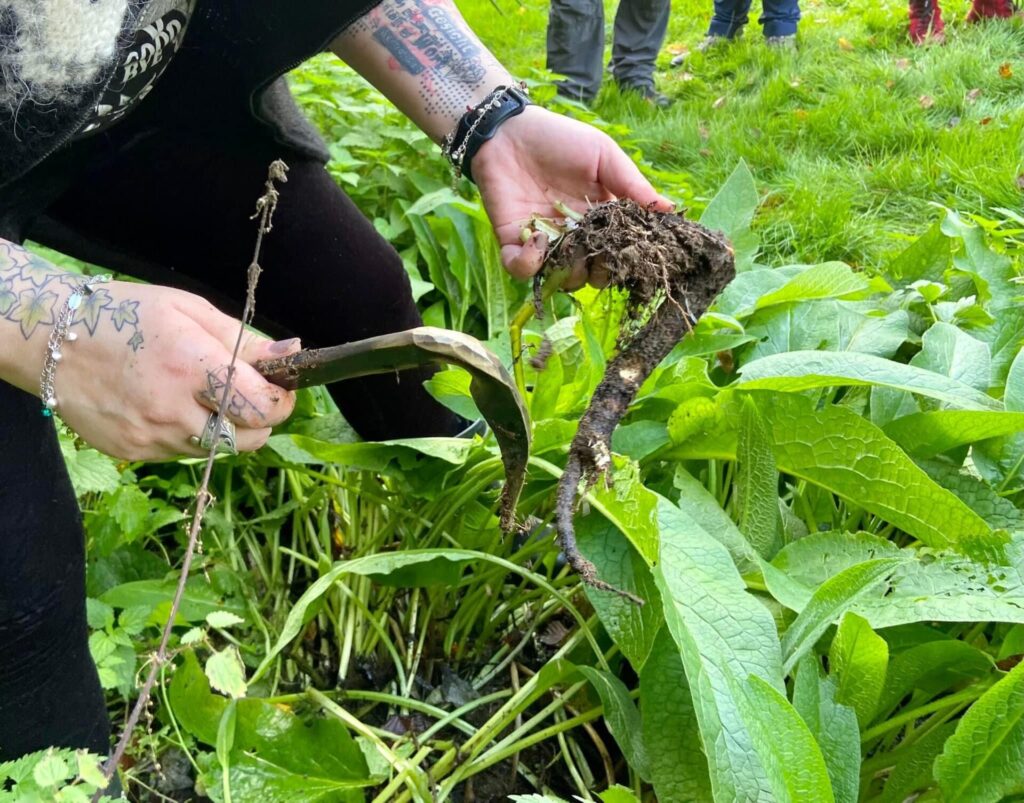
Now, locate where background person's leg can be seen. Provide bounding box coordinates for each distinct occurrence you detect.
[30,131,463,441]
[609,0,671,93]
[708,0,752,37]
[0,384,110,762]
[760,0,801,37]
[546,0,605,102]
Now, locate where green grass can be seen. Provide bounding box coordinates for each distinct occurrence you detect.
[459,0,1024,268]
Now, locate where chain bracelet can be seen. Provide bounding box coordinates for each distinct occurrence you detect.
[39,274,112,417]
[442,81,529,179]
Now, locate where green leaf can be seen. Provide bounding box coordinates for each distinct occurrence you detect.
[172,652,370,799]
[422,367,482,421]
[911,322,991,393]
[889,220,951,282]
[206,611,246,629]
[878,722,956,803]
[577,515,662,670]
[755,392,997,555]
[883,411,1024,458]
[941,207,1015,311]
[653,496,783,801]
[577,666,651,780]
[673,466,760,574]
[639,628,713,802]
[735,397,782,559]
[32,750,70,788]
[60,439,120,496]
[598,787,642,803]
[216,699,238,802]
[780,559,905,674]
[793,656,860,803]
[753,262,870,311]
[699,159,760,272]
[828,612,888,725]
[918,460,1024,530]
[734,675,835,803]
[738,351,1001,411]
[768,532,1024,628]
[935,661,1024,802]
[206,646,247,699]
[99,577,243,623]
[876,640,994,718]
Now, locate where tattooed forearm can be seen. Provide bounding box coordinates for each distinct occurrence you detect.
[198,366,266,421]
[338,0,506,119]
[0,241,145,350]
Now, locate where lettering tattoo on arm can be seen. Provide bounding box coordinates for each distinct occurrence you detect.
[341,0,503,117]
[199,366,267,422]
[0,241,145,351]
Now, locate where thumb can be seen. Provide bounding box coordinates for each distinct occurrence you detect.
[240,336,303,364]
[598,143,674,212]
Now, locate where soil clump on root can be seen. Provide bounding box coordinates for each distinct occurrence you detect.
[540,199,736,603]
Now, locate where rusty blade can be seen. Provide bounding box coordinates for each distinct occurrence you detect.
[255,327,530,529]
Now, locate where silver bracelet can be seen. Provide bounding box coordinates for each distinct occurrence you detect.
[40,274,111,417]
[441,81,530,179]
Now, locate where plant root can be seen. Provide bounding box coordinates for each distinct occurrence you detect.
[543,200,736,604]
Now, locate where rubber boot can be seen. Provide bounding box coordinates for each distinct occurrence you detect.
[909,0,945,43]
[967,0,1016,21]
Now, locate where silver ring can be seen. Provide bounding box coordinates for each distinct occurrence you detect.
[190,413,237,455]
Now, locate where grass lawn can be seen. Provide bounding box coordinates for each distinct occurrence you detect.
[458,0,1024,269]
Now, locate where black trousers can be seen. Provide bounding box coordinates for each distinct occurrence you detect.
[0,128,461,761]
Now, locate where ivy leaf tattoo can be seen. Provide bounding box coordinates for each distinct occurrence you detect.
[72,287,113,334]
[127,330,145,352]
[112,300,140,331]
[0,242,32,270]
[19,260,56,288]
[7,287,59,339]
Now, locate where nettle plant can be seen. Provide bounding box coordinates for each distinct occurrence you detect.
[59,160,1024,802]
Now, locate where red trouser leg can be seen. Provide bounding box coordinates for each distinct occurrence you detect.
[968,0,1016,21]
[909,0,945,42]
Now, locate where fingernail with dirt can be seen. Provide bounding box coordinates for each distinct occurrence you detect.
[269,338,301,355]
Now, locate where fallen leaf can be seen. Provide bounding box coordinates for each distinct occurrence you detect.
[919,94,935,109]
[838,37,854,51]
[980,116,993,125]
[790,78,802,88]
[679,71,695,82]
[666,42,688,56]
[698,125,711,140]
[699,148,714,158]
[966,88,983,103]
[712,96,727,109]
[885,79,897,90]
[794,108,809,120]
[1000,62,1014,79]
[895,58,911,70]
[1016,174,1024,190]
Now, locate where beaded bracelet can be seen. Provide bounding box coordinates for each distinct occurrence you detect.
[39,274,111,417]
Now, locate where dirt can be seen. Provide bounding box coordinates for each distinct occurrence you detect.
[541,200,736,603]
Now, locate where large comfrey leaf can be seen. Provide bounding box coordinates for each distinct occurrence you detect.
[639,628,713,802]
[827,612,888,726]
[668,391,1000,557]
[883,410,1024,459]
[699,159,760,273]
[934,661,1024,803]
[735,397,782,559]
[716,262,871,319]
[793,656,860,803]
[766,531,1024,629]
[738,350,1001,411]
[653,496,784,802]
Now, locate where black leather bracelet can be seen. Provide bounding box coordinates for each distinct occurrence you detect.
[442,83,532,184]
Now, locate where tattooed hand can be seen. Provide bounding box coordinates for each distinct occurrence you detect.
[0,241,299,460]
[471,106,674,286]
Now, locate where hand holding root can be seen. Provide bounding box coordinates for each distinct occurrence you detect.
[532,200,736,604]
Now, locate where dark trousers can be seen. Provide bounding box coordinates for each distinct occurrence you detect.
[547,0,671,102]
[0,128,461,761]
[708,0,801,38]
